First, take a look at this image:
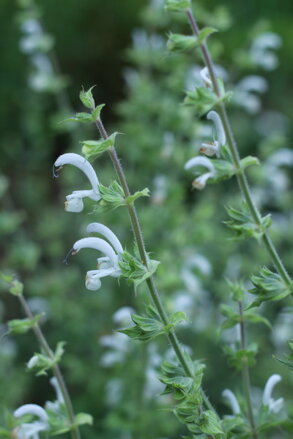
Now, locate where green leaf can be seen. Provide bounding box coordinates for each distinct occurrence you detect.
[240,155,260,170]
[92,103,105,120]
[249,267,293,308]
[223,344,258,370]
[120,305,165,342]
[79,86,95,109]
[198,410,224,435]
[81,132,120,161]
[211,159,237,182]
[227,279,245,301]
[0,273,23,296]
[75,413,93,427]
[8,314,43,334]
[99,180,125,210]
[183,87,218,116]
[167,33,199,52]
[197,27,218,44]
[66,112,94,123]
[224,203,272,241]
[165,0,191,12]
[126,188,150,205]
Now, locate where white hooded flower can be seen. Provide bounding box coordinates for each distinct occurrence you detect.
[72,226,123,291]
[200,66,212,88]
[14,404,49,439]
[45,377,65,412]
[222,389,241,416]
[54,153,100,213]
[262,374,284,413]
[250,32,282,71]
[200,111,226,158]
[184,156,216,190]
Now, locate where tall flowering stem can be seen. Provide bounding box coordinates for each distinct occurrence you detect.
[238,301,258,439]
[95,118,216,415]
[185,8,292,288]
[18,294,81,439]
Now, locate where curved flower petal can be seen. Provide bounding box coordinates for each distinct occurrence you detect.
[73,237,119,268]
[87,223,123,254]
[54,153,100,199]
[207,111,226,146]
[200,66,212,87]
[222,389,241,415]
[14,404,48,423]
[85,268,118,291]
[184,156,215,173]
[262,374,283,413]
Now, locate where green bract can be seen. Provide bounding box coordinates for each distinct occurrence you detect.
[225,203,272,241]
[79,86,96,109]
[8,314,44,334]
[81,132,120,161]
[27,341,66,376]
[249,267,293,307]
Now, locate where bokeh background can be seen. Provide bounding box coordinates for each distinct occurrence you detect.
[1,0,293,438]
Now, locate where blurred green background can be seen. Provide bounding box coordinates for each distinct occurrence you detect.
[0,0,293,438]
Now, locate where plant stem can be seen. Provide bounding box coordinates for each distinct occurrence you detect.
[238,302,258,439]
[185,9,292,287]
[19,294,81,439]
[95,118,217,417]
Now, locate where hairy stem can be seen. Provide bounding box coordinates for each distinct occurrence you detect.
[19,295,81,439]
[95,118,217,417]
[185,8,292,287]
[238,302,258,439]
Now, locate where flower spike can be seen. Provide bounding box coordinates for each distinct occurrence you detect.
[184,156,215,190]
[54,153,101,212]
[262,374,284,413]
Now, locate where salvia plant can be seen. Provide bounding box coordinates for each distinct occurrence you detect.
[1,0,293,438]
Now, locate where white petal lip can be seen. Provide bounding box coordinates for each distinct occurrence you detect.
[184,156,215,174]
[262,374,282,406]
[87,223,123,254]
[14,404,49,423]
[207,111,226,146]
[73,237,119,268]
[222,389,241,415]
[50,377,64,404]
[200,66,212,87]
[54,153,100,195]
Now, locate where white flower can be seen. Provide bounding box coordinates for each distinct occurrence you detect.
[222,389,241,415]
[72,228,123,290]
[250,32,282,71]
[200,111,226,157]
[112,306,134,327]
[184,156,216,190]
[54,153,100,213]
[14,404,49,439]
[234,75,268,114]
[45,377,64,412]
[200,66,212,88]
[262,374,284,413]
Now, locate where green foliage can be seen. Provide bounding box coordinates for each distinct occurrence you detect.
[81,132,120,161]
[0,273,23,296]
[119,250,160,292]
[79,86,96,110]
[224,203,272,241]
[27,342,66,376]
[8,314,44,334]
[220,304,271,330]
[250,267,293,307]
[165,0,191,12]
[167,28,217,52]
[275,340,293,371]
[120,305,165,341]
[126,187,150,205]
[223,344,258,370]
[99,180,125,209]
